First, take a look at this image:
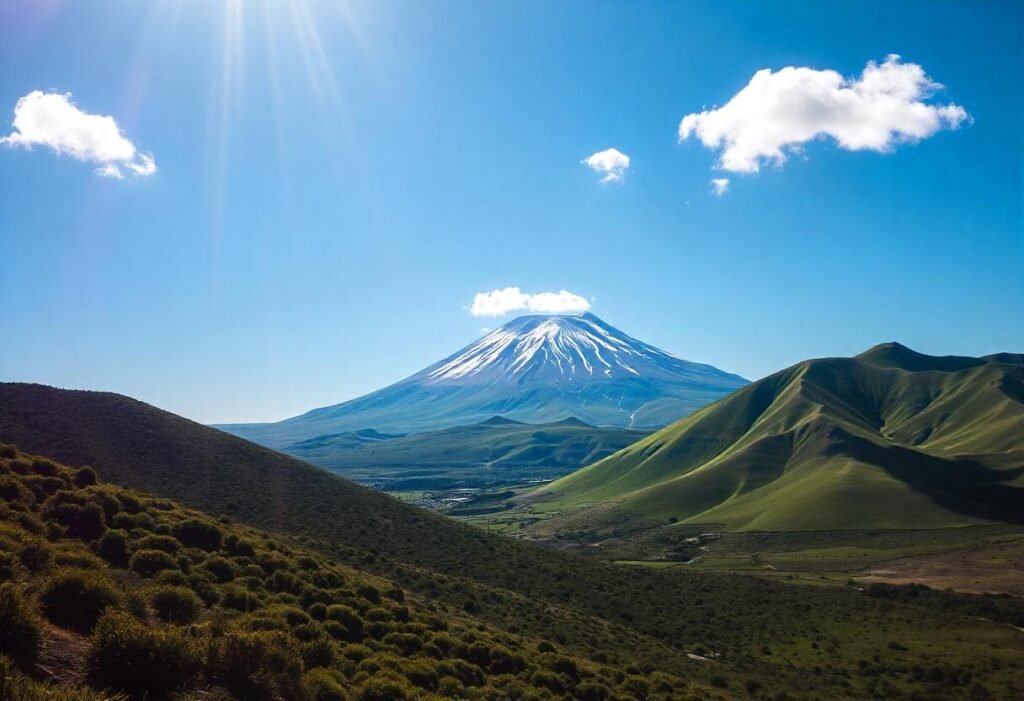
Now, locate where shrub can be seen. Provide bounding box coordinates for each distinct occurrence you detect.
[0,584,43,669]
[382,631,422,655]
[306,668,350,701]
[136,534,180,555]
[17,539,52,573]
[342,643,373,661]
[302,637,338,669]
[577,680,612,700]
[172,519,223,551]
[221,585,261,612]
[488,644,526,674]
[203,556,236,583]
[96,530,130,566]
[224,534,256,557]
[322,621,349,641]
[0,477,35,507]
[0,554,15,583]
[325,605,363,641]
[129,549,177,578]
[153,570,191,587]
[40,569,121,633]
[53,548,105,570]
[87,610,202,699]
[212,629,305,701]
[357,584,381,604]
[112,512,154,532]
[358,675,412,701]
[45,502,106,541]
[151,586,203,624]
[402,659,439,691]
[31,459,60,477]
[72,467,98,488]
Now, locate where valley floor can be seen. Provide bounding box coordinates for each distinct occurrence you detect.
[442,486,1024,598]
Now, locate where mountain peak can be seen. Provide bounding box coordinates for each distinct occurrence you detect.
[857,342,984,373]
[427,312,689,384]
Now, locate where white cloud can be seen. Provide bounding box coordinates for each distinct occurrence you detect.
[470,287,592,317]
[581,147,630,183]
[678,55,969,174]
[710,178,730,197]
[1,91,156,178]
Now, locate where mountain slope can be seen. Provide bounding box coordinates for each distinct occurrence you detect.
[537,344,1024,531]
[217,313,746,447]
[3,383,1024,699]
[286,416,650,474]
[1,444,690,700]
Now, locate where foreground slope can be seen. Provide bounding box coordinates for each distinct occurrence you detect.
[2,383,1023,699]
[0,444,697,700]
[539,344,1024,531]
[287,416,650,475]
[218,313,746,447]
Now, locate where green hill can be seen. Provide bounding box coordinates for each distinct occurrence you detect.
[286,416,649,480]
[0,443,701,700]
[3,382,1024,699]
[538,344,1024,531]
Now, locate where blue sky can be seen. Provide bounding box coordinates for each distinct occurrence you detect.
[1,0,1021,423]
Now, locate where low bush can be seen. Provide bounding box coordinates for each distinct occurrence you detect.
[17,539,52,573]
[212,629,305,701]
[0,584,43,669]
[357,675,413,701]
[221,585,261,612]
[171,519,223,551]
[44,502,106,541]
[96,530,129,567]
[86,610,203,699]
[128,549,177,578]
[151,585,203,624]
[40,569,121,633]
[136,534,180,555]
[306,668,349,701]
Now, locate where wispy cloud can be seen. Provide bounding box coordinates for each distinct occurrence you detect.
[679,55,969,174]
[581,147,630,183]
[710,178,730,197]
[470,287,591,317]
[1,91,157,179]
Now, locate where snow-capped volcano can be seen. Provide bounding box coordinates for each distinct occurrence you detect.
[217,313,747,447]
[426,313,681,382]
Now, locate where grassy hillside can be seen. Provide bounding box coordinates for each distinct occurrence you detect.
[2,383,1024,699]
[286,416,649,481]
[537,344,1024,531]
[0,444,699,700]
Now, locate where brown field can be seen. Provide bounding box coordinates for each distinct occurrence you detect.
[855,540,1024,597]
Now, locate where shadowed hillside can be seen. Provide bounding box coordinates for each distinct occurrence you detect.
[537,344,1024,531]
[0,444,703,700]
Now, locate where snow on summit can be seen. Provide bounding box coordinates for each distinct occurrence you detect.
[426,313,684,383]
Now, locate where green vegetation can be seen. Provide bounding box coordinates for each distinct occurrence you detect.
[287,416,650,491]
[2,384,1024,699]
[535,344,1024,531]
[0,444,702,699]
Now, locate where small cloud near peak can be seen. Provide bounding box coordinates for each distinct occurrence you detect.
[470,287,591,317]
